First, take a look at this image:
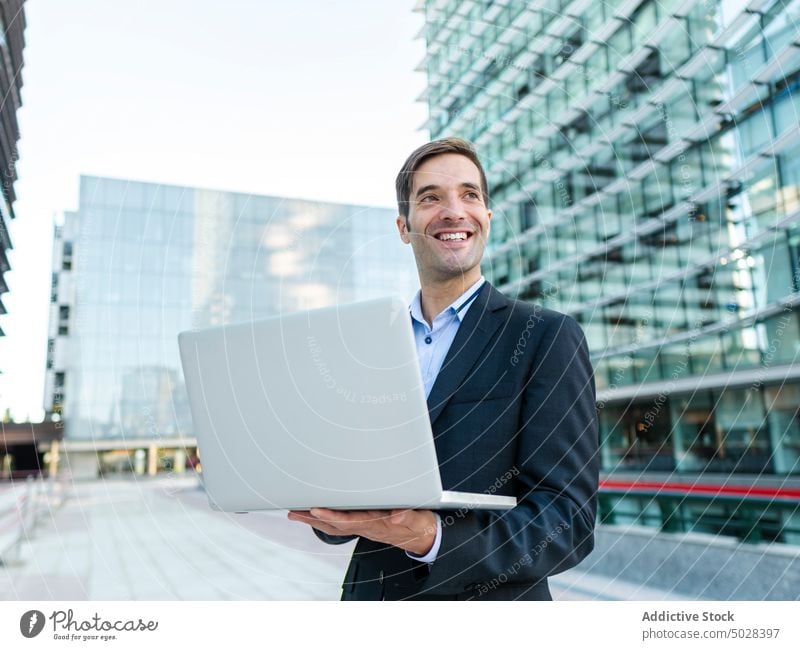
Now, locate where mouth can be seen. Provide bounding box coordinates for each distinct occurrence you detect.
[431,230,474,246]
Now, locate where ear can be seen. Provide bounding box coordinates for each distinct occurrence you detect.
[396,215,411,244]
[486,209,492,235]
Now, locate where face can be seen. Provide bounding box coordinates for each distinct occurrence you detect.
[396,153,492,284]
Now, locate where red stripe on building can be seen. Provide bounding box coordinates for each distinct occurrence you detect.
[600,479,800,501]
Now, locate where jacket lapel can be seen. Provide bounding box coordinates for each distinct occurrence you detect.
[426,283,509,426]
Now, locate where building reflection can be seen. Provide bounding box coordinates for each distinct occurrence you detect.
[43,177,417,478]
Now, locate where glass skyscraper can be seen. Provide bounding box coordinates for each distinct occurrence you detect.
[0,0,26,342]
[45,176,417,443]
[418,0,799,540]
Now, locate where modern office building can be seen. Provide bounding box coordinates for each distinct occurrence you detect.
[44,176,417,475]
[417,0,800,542]
[0,0,26,339]
[0,1,35,479]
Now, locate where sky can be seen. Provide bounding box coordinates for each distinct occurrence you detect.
[0,0,428,421]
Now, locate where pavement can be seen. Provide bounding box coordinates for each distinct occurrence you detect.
[0,475,691,600]
[1,476,350,600]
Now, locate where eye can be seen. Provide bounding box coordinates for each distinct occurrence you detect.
[420,194,438,203]
[465,191,480,200]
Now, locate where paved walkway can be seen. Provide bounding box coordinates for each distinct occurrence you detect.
[0,476,689,600]
[1,476,350,600]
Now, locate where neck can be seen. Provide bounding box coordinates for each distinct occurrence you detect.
[419,270,482,327]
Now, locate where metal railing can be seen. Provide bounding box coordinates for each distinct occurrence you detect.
[0,475,63,566]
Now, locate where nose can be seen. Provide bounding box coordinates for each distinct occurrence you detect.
[439,193,468,220]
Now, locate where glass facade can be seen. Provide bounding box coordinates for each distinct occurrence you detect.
[420,0,800,478]
[0,0,26,341]
[45,176,417,440]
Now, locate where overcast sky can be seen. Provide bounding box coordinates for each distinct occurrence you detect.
[0,0,427,421]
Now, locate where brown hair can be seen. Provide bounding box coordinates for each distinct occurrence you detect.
[395,137,489,218]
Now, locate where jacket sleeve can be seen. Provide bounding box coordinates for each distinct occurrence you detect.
[313,529,358,545]
[422,314,599,594]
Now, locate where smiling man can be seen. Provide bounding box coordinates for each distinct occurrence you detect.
[288,137,599,600]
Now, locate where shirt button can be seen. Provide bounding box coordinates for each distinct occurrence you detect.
[379,570,385,585]
[424,336,432,344]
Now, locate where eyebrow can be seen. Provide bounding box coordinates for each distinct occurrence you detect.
[414,182,481,198]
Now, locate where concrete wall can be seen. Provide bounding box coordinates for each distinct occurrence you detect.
[581,524,800,600]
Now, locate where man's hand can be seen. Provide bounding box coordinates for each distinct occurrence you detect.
[287,508,438,556]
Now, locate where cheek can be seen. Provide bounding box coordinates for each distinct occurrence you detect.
[408,219,431,240]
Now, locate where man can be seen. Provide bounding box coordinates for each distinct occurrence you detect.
[288,137,598,600]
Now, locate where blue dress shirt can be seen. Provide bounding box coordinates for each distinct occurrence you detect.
[405,276,486,564]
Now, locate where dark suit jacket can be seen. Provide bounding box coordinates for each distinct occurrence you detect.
[316,283,599,600]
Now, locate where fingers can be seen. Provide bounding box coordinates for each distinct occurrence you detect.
[287,510,320,526]
[310,508,391,525]
[289,508,437,553]
[287,511,352,537]
[288,508,378,533]
[289,508,429,545]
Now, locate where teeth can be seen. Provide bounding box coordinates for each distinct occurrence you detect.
[437,232,468,241]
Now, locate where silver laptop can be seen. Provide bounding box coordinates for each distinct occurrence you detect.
[177,296,516,512]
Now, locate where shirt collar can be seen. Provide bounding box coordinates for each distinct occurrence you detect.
[409,276,486,326]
